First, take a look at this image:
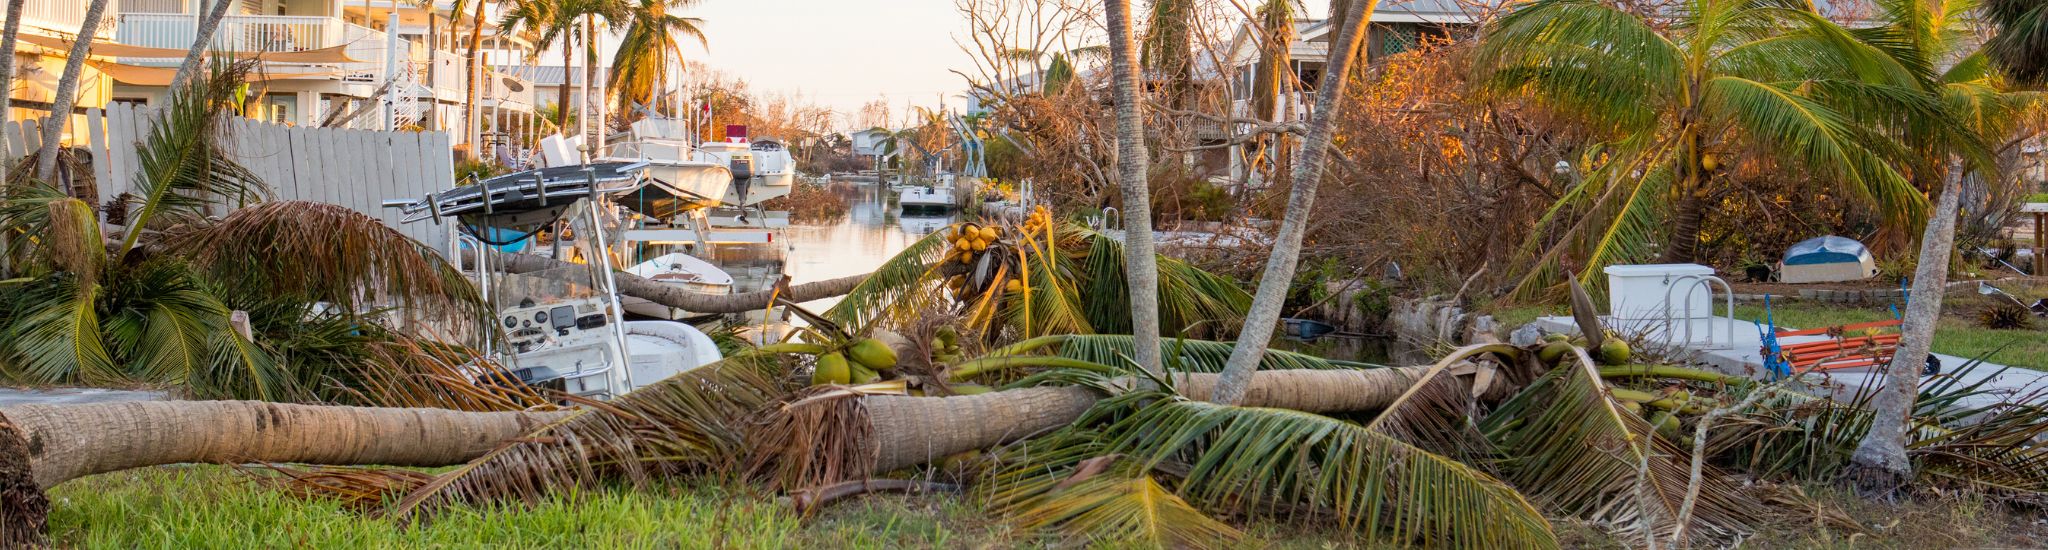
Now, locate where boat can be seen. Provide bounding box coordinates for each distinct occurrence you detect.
[620,252,735,320]
[388,163,724,400]
[899,183,955,212]
[694,134,797,206]
[605,118,733,212]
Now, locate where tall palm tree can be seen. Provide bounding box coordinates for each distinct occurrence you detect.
[1141,0,1195,108]
[1243,0,1296,184]
[0,0,25,277]
[1104,0,1164,377]
[499,0,618,131]
[34,0,111,181]
[1984,0,2048,85]
[1208,0,1379,405]
[1472,0,1933,296]
[170,0,237,91]
[1848,0,2041,485]
[608,0,706,116]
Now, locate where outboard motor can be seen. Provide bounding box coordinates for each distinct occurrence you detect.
[728,151,754,204]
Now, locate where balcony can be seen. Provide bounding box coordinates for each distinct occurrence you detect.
[12,0,118,36]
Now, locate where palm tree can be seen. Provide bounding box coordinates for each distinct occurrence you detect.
[1473,0,1933,295]
[1243,0,1297,184]
[499,0,614,131]
[1848,0,2042,486]
[0,63,483,402]
[1984,0,2048,85]
[168,0,239,91]
[1141,0,1195,108]
[1104,0,1164,377]
[1208,0,1380,405]
[608,0,706,116]
[33,0,110,181]
[0,0,25,277]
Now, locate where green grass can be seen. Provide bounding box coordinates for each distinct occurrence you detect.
[46,466,1373,549]
[48,467,1007,549]
[1733,293,2048,371]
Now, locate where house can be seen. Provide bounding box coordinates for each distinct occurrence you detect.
[1212,0,1483,185]
[91,0,537,149]
[4,0,122,142]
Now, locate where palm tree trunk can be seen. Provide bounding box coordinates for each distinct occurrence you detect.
[481,250,867,313]
[0,401,569,545]
[422,11,440,132]
[169,0,237,92]
[865,366,1500,473]
[1848,168,1964,488]
[33,0,111,181]
[464,1,488,156]
[557,35,574,131]
[1104,0,1164,377]
[1209,0,1380,405]
[0,0,27,277]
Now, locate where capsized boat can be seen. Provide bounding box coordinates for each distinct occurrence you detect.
[620,252,735,320]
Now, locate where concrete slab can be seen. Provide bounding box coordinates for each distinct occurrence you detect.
[1532,315,2046,408]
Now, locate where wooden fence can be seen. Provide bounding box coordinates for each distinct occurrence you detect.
[5,102,456,251]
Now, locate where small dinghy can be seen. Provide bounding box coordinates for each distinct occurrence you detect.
[621,252,735,320]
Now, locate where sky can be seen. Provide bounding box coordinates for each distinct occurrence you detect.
[681,1,980,128]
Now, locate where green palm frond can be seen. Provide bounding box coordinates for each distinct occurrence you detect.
[1093,393,1557,548]
[1471,0,1683,135]
[1481,349,1756,544]
[994,459,1244,548]
[115,60,269,261]
[1983,0,2048,84]
[0,276,116,384]
[823,228,953,330]
[1705,76,1927,226]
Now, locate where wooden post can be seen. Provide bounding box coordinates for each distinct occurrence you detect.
[2023,210,2039,278]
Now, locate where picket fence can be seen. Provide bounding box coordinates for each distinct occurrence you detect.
[5,102,457,250]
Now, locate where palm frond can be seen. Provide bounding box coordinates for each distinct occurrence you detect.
[1480,349,1756,544]
[1094,393,1557,548]
[996,460,1244,548]
[114,60,269,260]
[163,201,485,339]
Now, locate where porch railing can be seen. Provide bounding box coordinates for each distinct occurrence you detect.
[16,0,120,36]
[118,14,343,54]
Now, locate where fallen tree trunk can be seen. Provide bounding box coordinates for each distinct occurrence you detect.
[479,251,868,314]
[0,401,570,490]
[864,366,1507,473]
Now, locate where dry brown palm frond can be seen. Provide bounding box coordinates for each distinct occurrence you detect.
[334,332,555,412]
[368,351,794,520]
[743,386,878,491]
[1480,347,1757,545]
[163,201,484,338]
[42,198,104,285]
[253,465,436,512]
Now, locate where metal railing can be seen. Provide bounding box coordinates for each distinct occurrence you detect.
[116,0,188,15]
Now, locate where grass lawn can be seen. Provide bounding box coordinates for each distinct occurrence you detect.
[1730,280,2048,371]
[44,466,2048,548]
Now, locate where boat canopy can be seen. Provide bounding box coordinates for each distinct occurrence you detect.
[393,162,648,226]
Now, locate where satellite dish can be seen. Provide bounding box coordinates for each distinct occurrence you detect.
[501,77,525,92]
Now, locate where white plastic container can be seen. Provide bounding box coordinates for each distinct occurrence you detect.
[1604,264,1716,322]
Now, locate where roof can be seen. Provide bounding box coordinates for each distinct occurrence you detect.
[493,65,609,87]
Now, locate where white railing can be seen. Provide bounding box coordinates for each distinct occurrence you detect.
[119,14,342,54]
[117,0,188,15]
[17,0,119,36]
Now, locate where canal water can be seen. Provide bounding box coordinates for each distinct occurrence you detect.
[770,181,1392,365]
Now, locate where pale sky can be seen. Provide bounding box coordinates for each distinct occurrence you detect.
[683,1,979,128]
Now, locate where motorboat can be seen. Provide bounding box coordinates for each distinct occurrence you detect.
[620,252,735,320]
[694,134,797,206]
[605,118,733,211]
[899,183,954,212]
[388,163,724,400]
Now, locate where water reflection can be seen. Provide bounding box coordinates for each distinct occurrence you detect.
[780,182,951,312]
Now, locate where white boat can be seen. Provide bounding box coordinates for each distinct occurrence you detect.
[605,119,734,212]
[695,138,797,206]
[621,252,735,320]
[623,320,724,384]
[900,184,955,211]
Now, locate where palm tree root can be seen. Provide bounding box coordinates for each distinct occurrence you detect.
[0,413,50,549]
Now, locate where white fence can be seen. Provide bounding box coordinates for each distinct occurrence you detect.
[6,102,457,250]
